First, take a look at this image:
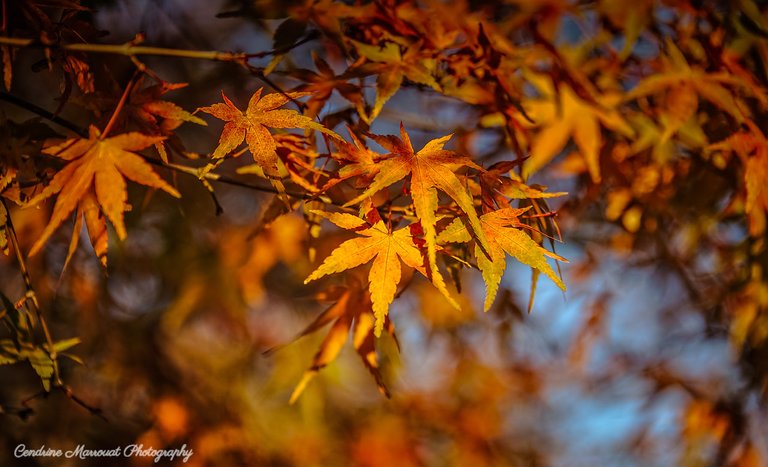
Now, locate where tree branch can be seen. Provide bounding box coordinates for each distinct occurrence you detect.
[0,36,248,63]
[0,32,319,64]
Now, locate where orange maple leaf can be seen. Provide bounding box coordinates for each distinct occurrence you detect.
[438,207,566,311]
[304,211,425,336]
[321,128,381,192]
[343,124,490,308]
[283,273,396,404]
[626,39,753,125]
[197,88,341,177]
[28,126,180,258]
[709,126,768,236]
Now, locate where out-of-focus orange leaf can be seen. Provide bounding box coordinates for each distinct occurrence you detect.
[626,40,755,124]
[522,78,633,182]
[288,274,396,403]
[708,125,768,236]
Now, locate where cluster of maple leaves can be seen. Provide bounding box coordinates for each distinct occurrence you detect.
[2,1,768,435]
[6,79,566,399]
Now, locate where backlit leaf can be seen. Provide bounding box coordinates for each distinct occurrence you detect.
[305,211,425,336]
[27,126,180,260]
[344,124,489,308]
[438,207,566,311]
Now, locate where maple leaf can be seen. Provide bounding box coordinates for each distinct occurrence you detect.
[72,77,205,162]
[438,207,566,311]
[27,126,180,258]
[479,161,567,210]
[522,77,634,183]
[282,274,397,404]
[343,124,490,308]
[599,0,653,59]
[350,40,441,123]
[128,78,206,133]
[197,88,341,177]
[321,129,381,192]
[304,211,425,336]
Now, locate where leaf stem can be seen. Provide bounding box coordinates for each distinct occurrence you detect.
[100,71,139,139]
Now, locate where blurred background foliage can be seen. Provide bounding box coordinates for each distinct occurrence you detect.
[1,0,768,465]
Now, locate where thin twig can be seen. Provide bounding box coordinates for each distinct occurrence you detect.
[100,71,139,139]
[0,32,320,64]
[2,199,61,386]
[0,91,87,136]
[0,36,247,62]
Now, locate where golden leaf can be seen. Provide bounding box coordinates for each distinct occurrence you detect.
[304,211,425,336]
[522,80,633,182]
[351,40,440,123]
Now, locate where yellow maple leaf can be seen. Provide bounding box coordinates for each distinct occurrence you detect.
[522,79,634,183]
[27,125,180,259]
[438,207,566,311]
[343,124,490,308]
[304,211,425,336]
[197,88,341,176]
